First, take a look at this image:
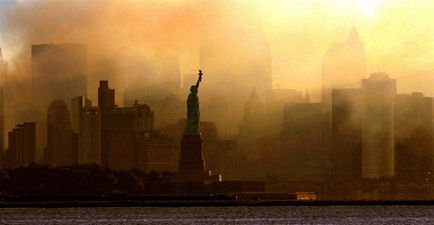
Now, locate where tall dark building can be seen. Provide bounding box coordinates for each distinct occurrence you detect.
[71,96,101,164]
[264,89,309,136]
[3,122,36,168]
[322,25,366,111]
[46,100,74,166]
[98,80,115,166]
[31,44,87,152]
[361,73,396,179]
[395,93,433,181]
[331,89,362,182]
[107,101,154,170]
[276,103,330,182]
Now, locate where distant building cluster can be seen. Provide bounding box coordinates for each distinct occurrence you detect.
[0,24,432,185]
[236,26,433,183]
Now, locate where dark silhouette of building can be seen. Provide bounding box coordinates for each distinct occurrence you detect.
[46,100,75,166]
[98,80,178,172]
[141,135,178,172]
[125,94,184,130]
[2,122,36,168]
[322,25,366,111]
[106,101,154,170]
[395,92,433,181]
[71,96,101,164]
[361,73,396,179]
[276,103,330,182]
[264,88,310,136]
[31,43,87,152]
[331,89,362,182]
[239,87,265,141]
[98,80,115,166]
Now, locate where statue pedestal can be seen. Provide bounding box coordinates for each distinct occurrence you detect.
[179,135,205,171]
[175,134,221,183]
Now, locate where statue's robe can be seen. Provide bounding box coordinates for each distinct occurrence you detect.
[184,89,200,135]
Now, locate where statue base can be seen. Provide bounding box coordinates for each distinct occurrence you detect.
[176,134,222,182]
[179,134,205,171]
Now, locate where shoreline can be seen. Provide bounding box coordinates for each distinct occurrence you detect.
[2,199,434,208]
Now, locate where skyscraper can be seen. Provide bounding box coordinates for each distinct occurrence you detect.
[46,100,74,166]
[7,122,36,168]
[331,88,362,182]
[31,44,87,152]
[107,101,154,170]
[71,96,101,164]
[98,80,115,166]
[395,92,433,181]
[277,103,330,182]
[361,73,396,179]
[322,25,366,111]
[239,88,265,140]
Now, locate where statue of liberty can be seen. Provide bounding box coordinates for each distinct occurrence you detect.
[184,70,203,135]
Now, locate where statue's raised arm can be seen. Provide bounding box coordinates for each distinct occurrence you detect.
[196,70,203,89]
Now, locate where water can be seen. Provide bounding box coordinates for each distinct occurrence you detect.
[0,206,433,224]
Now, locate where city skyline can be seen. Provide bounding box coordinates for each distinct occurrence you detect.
[0,0,432,204]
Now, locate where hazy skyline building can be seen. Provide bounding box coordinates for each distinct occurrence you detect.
[142,136,178,172]
[107,101,154,170]
[361,73,396,179]
[331,88,362,182]
[7,122,36,168]
[98,80,115,166]
[278,103,330,182]
[322,25,366,111]
[46,100,74,166]
[395,92,433,181]
[264,89,310,136]
[239,87,265,140]
[71,96,101,164]
[31,43,87,152]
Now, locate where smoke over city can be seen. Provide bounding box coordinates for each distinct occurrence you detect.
[0,0,432,201]
[1,0,431,94]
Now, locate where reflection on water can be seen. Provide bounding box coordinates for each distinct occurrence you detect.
[0,205,433,224]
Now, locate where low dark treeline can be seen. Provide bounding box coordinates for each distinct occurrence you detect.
[0,164,173,195]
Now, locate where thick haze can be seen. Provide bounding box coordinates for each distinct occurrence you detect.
[0,0,432,99]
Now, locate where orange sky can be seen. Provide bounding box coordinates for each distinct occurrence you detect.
[1,0,433,98]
